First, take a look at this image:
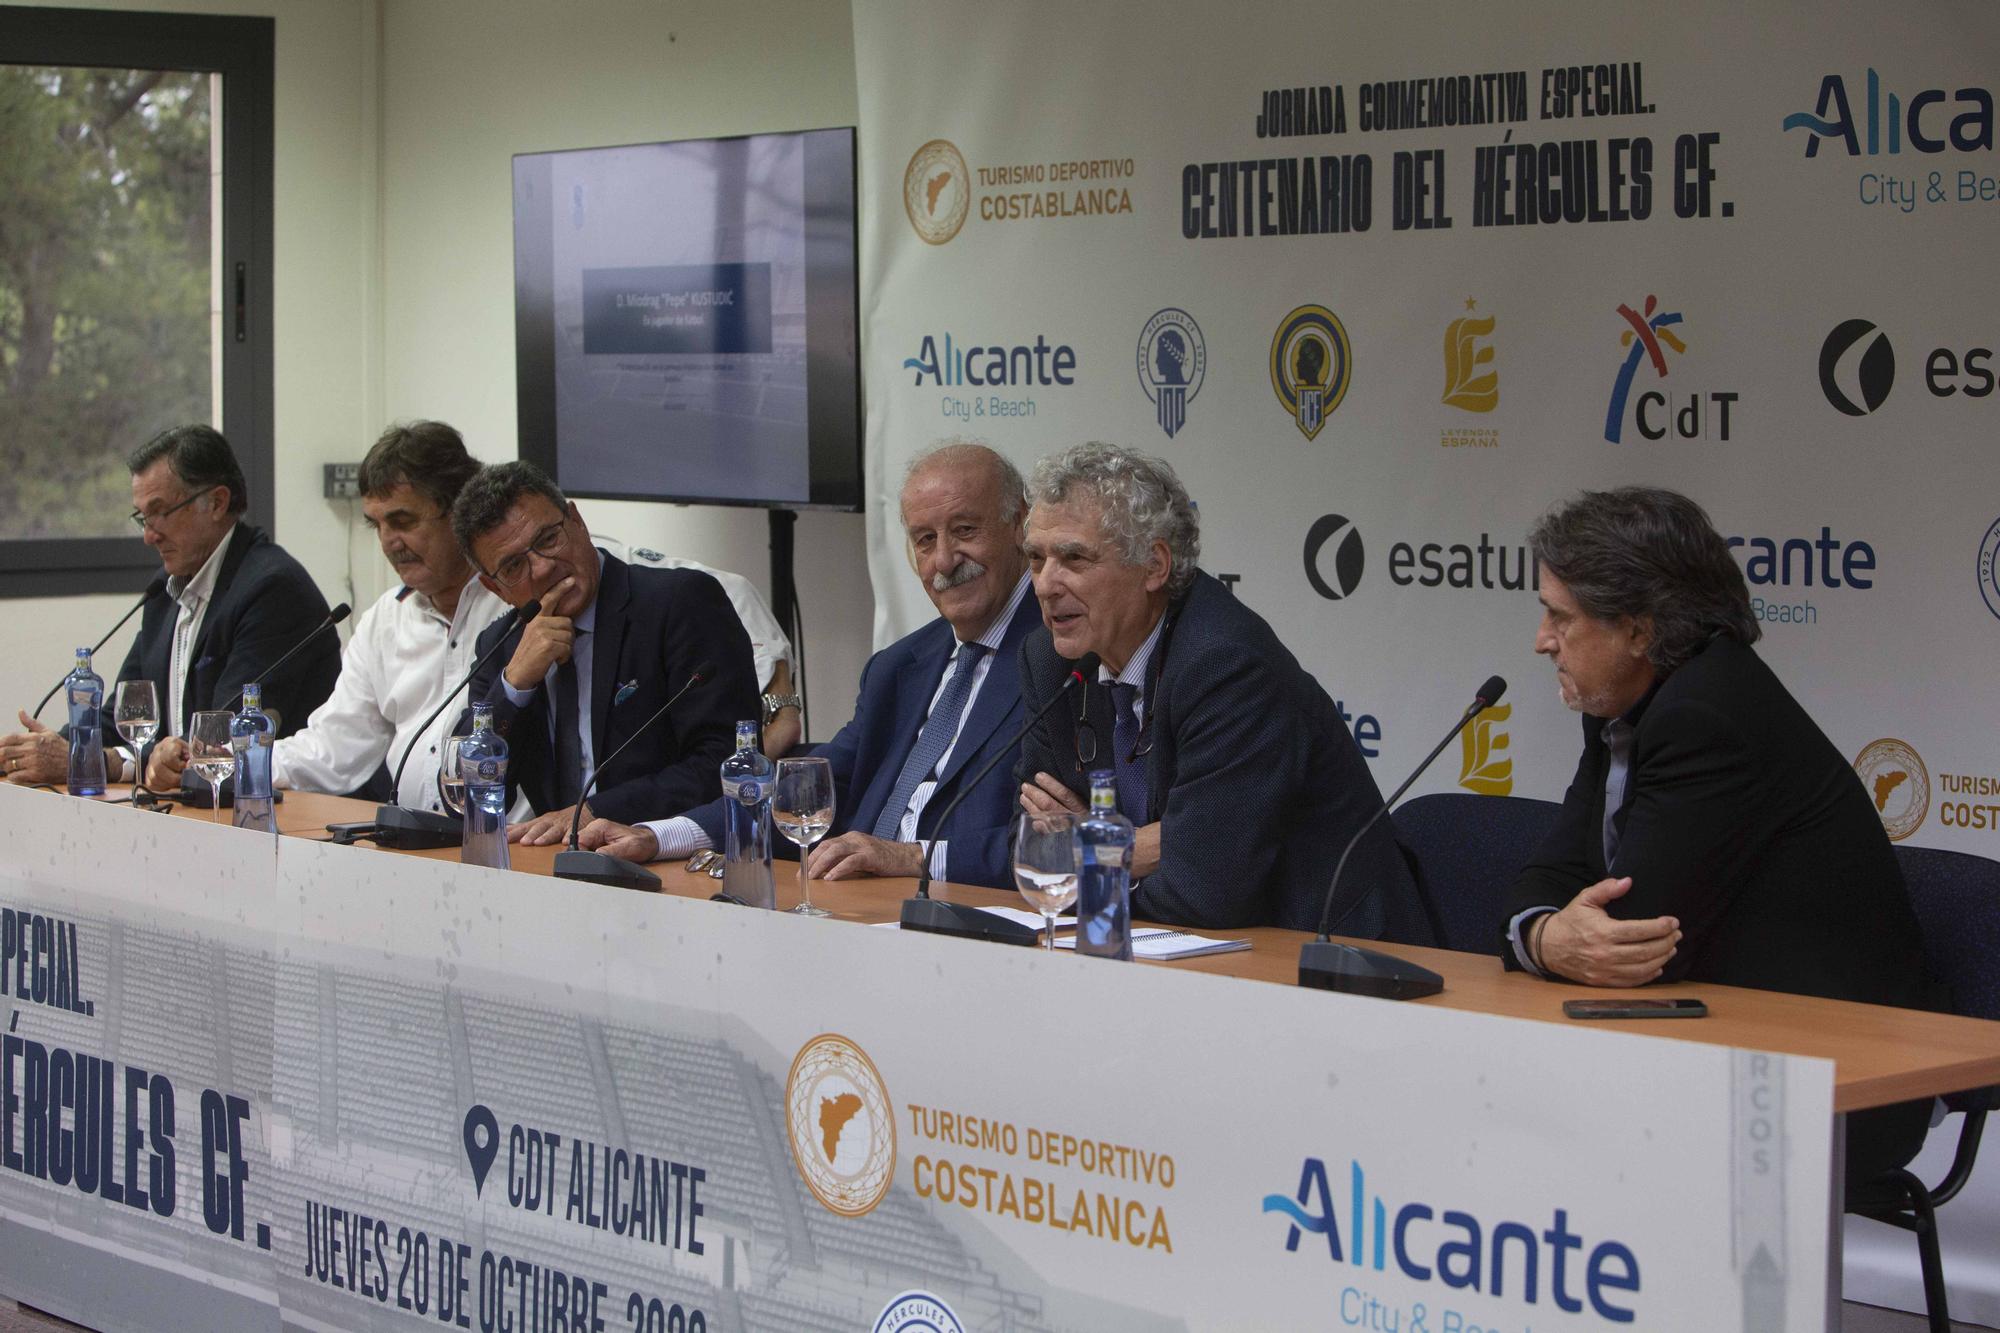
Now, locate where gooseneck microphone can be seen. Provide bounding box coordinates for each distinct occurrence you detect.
[370,598,541,849]
[554,661,716,891]
[34,574,168,719]
[223,602,353,713]
[1299,674,1508,1001]
[899,666,1088,946]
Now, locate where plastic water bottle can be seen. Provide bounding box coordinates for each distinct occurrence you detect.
[459,702,510,869]
[1076,769,1134,960]
[230,683,276,832]
[64,648,107,797]
[721,720,775,908]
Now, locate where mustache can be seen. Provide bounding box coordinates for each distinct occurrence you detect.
[931,558,987,593]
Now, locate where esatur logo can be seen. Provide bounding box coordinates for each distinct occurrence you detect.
[785,1033,896,1217]
[1303,514,1365,600]
[1820,319,1895,416]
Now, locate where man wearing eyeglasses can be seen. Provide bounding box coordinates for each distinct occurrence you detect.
[575,441,1041,887]
[450,461,757,843]
[0,424,338,786]
[1014,442,1428,938]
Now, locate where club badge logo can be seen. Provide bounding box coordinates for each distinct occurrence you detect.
[874,1290,968,1333]
[1270,304,1352,440]
[1854,737,1930,842]
[785,1033,896,1217]
[904,139,971,246]
[1137,308,1206,439]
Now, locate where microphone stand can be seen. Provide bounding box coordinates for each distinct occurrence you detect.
[34,576,166,720]
[178,601,354,809]
[1298,677,1507,1001]
[899,668,1086,946]
[552,663,714,891]
[371,599,540,849]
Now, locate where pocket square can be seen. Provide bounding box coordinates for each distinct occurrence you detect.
[613,679,639,706]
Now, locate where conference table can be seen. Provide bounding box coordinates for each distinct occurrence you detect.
[12,781,1999,1332]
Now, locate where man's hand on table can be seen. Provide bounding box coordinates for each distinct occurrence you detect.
[576,818,661,862]
[1531,877,1680,986]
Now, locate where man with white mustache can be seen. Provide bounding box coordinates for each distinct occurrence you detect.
[581,441,1042,886]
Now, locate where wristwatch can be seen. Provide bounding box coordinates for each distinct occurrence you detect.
[761,692,802,725]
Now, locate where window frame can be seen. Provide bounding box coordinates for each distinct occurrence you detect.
[0,5,273,598]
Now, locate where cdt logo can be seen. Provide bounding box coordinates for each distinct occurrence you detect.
[1303,514,1365,600]
[1853,738,1931,842]
[785,1033,896,1217]
[1602,295,1738,444]
[1264,1157,1642,1321]
[1137,308,1206,438]
[1820,319,1896,416]
[905,140,971,245]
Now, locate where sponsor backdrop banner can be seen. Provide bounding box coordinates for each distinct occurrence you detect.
[0,787,1833,1331]
[852,0,2000,864]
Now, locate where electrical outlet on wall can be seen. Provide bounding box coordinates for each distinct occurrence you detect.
[324,463,361,499]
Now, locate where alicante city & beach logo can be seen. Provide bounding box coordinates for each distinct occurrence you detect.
[786,1033,896,1217]
[905,140,971,245]
[1853,737,1930,842]
[1271,304,1353,440]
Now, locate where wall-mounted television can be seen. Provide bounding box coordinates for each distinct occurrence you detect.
[512,126,861,510]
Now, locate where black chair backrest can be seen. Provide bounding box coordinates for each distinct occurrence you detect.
[1892,843,2000,1113]
[1393,793,1564,954]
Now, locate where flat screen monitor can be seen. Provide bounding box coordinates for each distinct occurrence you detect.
[512,126,861,510]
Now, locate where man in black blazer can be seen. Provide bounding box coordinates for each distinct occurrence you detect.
[2,425,337,785]
[451,461,756,844]
[1504,486,1939,1181]
[1015,442,1426,939]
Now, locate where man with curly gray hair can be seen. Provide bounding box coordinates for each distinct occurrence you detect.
[1013,442,1428,939]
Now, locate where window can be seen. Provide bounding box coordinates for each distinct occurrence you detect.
[0,6,271,596]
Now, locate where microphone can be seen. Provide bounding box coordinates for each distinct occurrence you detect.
[222,603,352,713]
[554,661,716,891]
[370,598,541,849]
[34,574,167,719]
[178,602,353,808]
[899,666,1088,946]
[1299,675,1507,1001]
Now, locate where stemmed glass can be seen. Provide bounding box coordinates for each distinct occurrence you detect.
[1013,810,1081,951]
[436,734,470,816]
[773,756,834,917]
[186,710,235,823]
[113,680,159,803]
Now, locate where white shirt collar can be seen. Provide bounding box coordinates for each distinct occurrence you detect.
[169,522,237,609]
[1097,606,1168,693]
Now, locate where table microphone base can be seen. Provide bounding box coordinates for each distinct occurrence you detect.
[553,849,662,892]
[371,805,460,850]
[1298,941,1444,1000]
[899,896,1039,946]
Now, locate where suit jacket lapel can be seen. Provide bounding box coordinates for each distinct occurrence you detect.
[933,595,1037,792]
[188,524,258,666]
[588,553,631,761]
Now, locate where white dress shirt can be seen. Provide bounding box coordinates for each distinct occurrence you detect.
[642,573,1034,871]
[592,539,791,690]
[272,576,514,811]
[164,523,238,739]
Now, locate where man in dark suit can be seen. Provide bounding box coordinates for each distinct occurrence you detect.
[2,424,337,786]
[579,442,1039,888]
[1503,485,1939,1181]
[450,461,757,843]
[1015,442,1424,938]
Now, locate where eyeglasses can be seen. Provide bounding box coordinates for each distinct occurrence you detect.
[128,491,203,533]
[1072,681,1153,773]
[486,518,568,588]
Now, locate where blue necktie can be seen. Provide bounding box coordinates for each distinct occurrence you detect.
[1601,718,1635,869]
[1109,681,1149,823]
[872,641,988,839]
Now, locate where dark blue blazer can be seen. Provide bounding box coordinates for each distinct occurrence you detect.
[466,552,758,824]
[689,589,1043,888]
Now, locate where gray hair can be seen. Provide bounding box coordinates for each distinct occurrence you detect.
[450,460,568,559]
[902,438,1027,526]
[1529,485,1759,675]
[128,424,248,514]
[1028,442,1200,597]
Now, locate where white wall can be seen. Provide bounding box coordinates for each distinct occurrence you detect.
[2,0,872,739]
